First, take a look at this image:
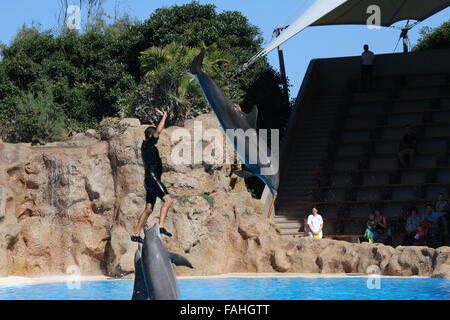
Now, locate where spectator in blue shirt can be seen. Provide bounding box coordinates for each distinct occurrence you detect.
[403,207,421,245]
[424,203,448,248]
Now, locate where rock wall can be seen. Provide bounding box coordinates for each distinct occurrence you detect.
[0,114,449,279]
[0,139,115,275]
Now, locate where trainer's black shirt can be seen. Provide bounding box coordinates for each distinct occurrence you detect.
[141,136,163,178]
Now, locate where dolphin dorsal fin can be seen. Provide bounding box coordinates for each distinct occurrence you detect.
[244,105,258,129]
[169,253,194,269]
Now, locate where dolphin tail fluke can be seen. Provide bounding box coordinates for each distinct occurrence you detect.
[170,252,194,269]
[190,48,206,75]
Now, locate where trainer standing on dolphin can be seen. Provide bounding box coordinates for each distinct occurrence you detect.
[132,108,173,243]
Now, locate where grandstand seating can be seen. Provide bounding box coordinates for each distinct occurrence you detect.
[273,49,450,245]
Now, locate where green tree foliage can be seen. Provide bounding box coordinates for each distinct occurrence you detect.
[5,91,66,143]
[135,42,242,125]
[135,3,261,55]
[0,2,287,144]
[0,21,138,140]
[132,2,288,129]
[414,20,450,51]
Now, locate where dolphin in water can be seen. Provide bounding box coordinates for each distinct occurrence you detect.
[190,49,279,196]
[132,223,193,300]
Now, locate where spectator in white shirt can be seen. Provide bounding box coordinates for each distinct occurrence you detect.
[361,44,375,90]
[307,206,323,239]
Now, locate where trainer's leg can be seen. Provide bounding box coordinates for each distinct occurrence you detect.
[134,203,153,237]
[159,195,173,229]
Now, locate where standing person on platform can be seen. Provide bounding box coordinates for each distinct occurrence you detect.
[361,44,375,90]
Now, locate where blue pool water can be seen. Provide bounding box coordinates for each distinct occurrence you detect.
[0,277,449,300]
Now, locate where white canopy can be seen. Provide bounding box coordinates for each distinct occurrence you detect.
[244,0,450,69]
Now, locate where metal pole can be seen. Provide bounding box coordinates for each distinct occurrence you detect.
[401,28,409,53]
[277,45,289,97]
[273,26,290,105]
[403,38,408,53]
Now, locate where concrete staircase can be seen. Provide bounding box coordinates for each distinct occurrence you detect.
[274,95,343,236]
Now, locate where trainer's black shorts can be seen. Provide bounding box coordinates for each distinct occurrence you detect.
[144,172,169,206]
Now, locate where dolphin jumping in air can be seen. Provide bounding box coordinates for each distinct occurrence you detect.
[190,49,279,196]
[132,223,193,300]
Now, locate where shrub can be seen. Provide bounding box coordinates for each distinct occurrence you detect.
[6,91,67,143]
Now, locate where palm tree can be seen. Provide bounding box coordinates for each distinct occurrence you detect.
[139,42,232,124]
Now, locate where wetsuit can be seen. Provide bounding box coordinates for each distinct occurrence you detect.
[141,136,169,205]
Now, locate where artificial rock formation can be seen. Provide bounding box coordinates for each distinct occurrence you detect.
[0,113,449,279]
[0,139,115,276]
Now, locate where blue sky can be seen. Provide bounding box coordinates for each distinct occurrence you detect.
[1,1,449,97]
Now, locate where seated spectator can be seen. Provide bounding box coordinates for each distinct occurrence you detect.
[403,207,421,245]
[413,222,429,246]
[364,213,378,243]
[435,193,450,245]
[307,206,323,239]
[373,208,392,244]
[417,207,427,222]
[424,203,448,248]
[397,125,417,168]
[373,209,387,233]
[435,193,449,213]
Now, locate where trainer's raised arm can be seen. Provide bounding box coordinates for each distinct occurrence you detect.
[154,108,167,137]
